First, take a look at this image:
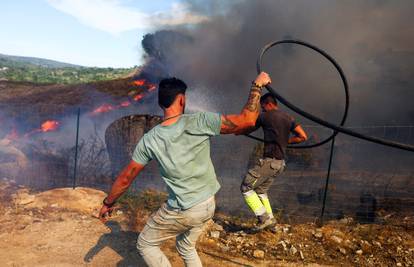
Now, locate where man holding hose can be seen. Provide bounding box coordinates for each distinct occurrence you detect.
[240,93,308,231]
[98,72,271,267]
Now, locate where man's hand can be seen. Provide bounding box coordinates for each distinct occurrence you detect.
[254,72,272,87]
[220,72,271,134]
[97,160,145,223]
[289,125,308,144]
[99,204,114,223]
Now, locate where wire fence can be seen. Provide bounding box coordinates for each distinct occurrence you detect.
[0,106,413,225]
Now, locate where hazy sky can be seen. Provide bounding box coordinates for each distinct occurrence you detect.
[0,0,205,67]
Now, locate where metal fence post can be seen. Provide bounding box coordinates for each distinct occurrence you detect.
[319,136,336,225]
[73,107,80,189]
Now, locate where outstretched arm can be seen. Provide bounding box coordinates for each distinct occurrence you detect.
[289,125,308,144]
[99,160,145,222]
[220,72,270,134]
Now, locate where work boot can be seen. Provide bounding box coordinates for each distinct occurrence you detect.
[252,214,276,232]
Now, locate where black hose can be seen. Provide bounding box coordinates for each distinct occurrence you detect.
[249,39,414,152]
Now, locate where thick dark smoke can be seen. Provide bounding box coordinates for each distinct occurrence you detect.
[142,0,414,125]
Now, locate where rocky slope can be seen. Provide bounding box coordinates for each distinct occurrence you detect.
[0,179,412,266]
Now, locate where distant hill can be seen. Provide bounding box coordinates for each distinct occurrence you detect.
[0,53,82,68]
[0,53,137,84]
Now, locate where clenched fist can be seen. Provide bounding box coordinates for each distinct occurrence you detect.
[254,72,271,87]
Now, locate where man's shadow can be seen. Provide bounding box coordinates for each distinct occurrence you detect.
[84,221,146,266]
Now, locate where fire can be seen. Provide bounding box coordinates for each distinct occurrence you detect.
[24,119,61,137]
[120,101,131,107]
[91,103,115,115]
[41,120,60,132]
[133,93,145,102]
[90,101,133,116]
[133,79,146,86]
[133,79,157,92]
[89,78,158,117]
[148,84,157,91]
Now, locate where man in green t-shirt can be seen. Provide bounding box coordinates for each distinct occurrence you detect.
[99,72,271,267]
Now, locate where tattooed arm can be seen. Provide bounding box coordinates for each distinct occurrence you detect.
[220,72,271,134]
[99,160,144,221]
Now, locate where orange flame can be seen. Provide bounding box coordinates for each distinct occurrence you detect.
[133,79,146,86]
[148,84,157,91]
[24,120,60,137]
[133,79,157,92]
[133,93,145,102]
[120,101,131,107]
[41,120,60,132]
[91,103,115,115]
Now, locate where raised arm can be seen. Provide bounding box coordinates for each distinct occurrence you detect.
[288,125,308,144]
[99,160,145,222]
[220,72,271,134]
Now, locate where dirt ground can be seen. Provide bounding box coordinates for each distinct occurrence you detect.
[0,180,329,267]
[1,180,413,266]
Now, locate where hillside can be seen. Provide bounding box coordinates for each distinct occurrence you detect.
[0,53,82,68]
[0,53,136,84]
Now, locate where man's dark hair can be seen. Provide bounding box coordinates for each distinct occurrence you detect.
[158,77,187,108]
[260,93,278,105]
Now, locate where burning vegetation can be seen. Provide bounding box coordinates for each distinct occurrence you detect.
[0,2,414,266]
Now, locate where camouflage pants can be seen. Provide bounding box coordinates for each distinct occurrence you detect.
[241,158,285,194]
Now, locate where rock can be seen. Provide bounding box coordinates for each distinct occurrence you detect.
[51,203,59,208]
[331,235,343,244]
[339,247,347,255]
[116,210,123,216]
[299,250,305,260]
[212,223,224,232]
[396,263,402,267]
[15,193,35,205]
[271,225,281,233]
[210,231,220,239]
[344,239,354,249]
[313,230,323,239]
[253,249,265,259]
[339,217,353,224]
[220,245,230,252]
[290,245,298,255]
[279,241,287,251]
[373,241,382,248]
[361,240,372,252]
[235,230,246,236]
[356,250,363,255]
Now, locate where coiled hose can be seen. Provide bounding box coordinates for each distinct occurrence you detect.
[246,40,414,152]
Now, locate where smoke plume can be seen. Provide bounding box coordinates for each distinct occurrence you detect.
[142,0,414,125]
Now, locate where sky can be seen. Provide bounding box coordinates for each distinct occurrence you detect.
[0,0,205,67]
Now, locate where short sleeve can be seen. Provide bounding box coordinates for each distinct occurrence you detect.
[132,135,153,165]
[197,112,222,136]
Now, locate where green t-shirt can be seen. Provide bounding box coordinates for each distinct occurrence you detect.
[132,112,222,209]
